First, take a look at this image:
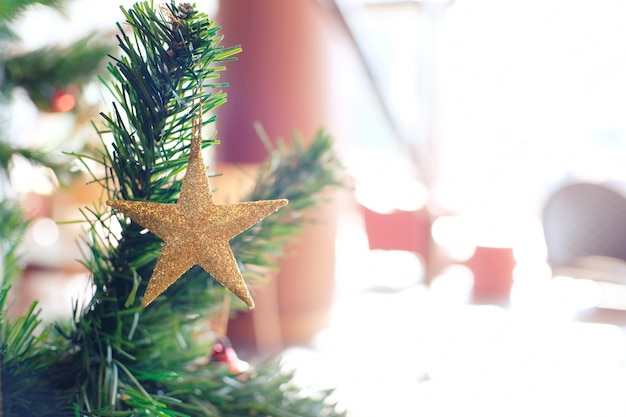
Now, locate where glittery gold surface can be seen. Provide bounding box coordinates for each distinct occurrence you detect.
[107,119,287,308]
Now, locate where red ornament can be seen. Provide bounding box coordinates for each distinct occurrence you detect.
[211,337,250,374]
[51,88,77,112]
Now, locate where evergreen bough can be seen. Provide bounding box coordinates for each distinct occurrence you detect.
[1,2,345,416]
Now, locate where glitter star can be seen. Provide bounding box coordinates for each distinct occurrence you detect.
[107,119,287,308]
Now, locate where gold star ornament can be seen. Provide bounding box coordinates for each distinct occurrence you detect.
[107,119,288,308]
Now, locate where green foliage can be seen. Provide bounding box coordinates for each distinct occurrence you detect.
[0,298,74,417]
[0,0,110,103]
[0,202,75,417]
[3,35,110,107]
[0,201,28,288]
[0,10,110,413]
[0,0,111,193]
[2,2,345,416]
[0,0,64,21]
[232,129,344,283]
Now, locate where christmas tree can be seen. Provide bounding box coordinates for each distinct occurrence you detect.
[1,2,344,416]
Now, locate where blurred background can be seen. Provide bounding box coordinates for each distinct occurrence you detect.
[6,0,626,416]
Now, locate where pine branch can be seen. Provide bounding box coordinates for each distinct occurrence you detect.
[0,298,74,417]
[66,3,244,414]
[0,202,76,417]
[0,4,111,192]
[232,129,345,285]
[0,201,28,289]
[0,0,65,21]
[3,35,111,107]
[2,2,345,416]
